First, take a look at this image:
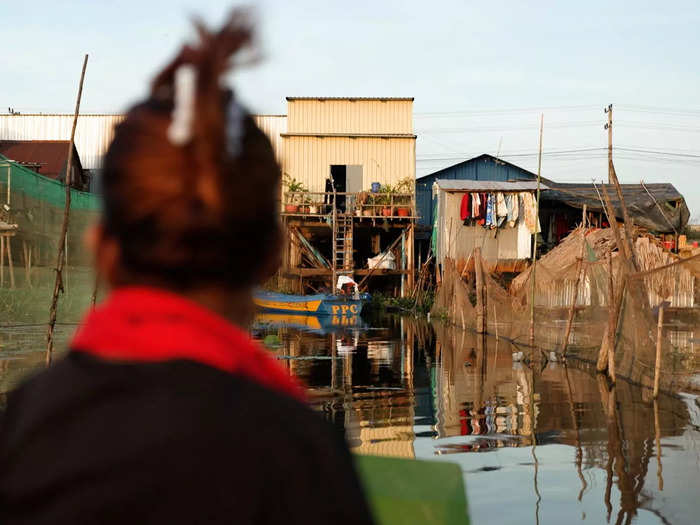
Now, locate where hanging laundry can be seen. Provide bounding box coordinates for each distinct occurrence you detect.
[479,193,488,223]
[556,215,569,242]
[496,193,508,218]
[509,193,519,227]
[521,192,540,234]
[471,193,480,218]
[460,193,471,221]
[505,194,514,226]
[485,193,496,228]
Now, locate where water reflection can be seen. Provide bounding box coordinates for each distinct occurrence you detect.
[253,313,700,525]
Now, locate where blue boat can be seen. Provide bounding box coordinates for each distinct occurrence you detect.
[253,290,368,316]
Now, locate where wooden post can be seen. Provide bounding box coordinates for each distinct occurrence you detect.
[474,247,485,334]
[653,305,664,398]
[606,104,613,184]
[0,235,4,287]
[606,259,616,383]
[562,206,587,357]
[529,114,544,347]
[46,54,88,367]
[400,229,406,298]
[406,223,415,294]
[6,235,14,289]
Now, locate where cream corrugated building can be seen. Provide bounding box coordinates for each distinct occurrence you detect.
[281,97,415,193]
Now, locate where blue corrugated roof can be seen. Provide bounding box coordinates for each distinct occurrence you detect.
[416,154,537,228]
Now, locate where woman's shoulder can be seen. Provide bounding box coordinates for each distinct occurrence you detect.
[4,351,337,450]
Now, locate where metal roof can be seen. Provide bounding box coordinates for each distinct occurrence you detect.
[1,113,283,170]
[417,153,537,182]
[286,97,414,102]
[435,180,547,192]
[541,181,689,232]
[0,140,81,178]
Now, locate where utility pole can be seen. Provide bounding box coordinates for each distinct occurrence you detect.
[604,103,639,270]
[605,104,613,184]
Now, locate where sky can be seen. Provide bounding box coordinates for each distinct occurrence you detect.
[3,0,700,218]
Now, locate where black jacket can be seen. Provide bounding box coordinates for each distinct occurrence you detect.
[0,352,374,524]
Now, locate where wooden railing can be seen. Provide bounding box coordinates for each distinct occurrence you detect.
[282,191,416,219]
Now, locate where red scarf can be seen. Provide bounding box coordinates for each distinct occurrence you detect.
[71,287,306,402]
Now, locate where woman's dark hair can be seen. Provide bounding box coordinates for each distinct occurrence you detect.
[102,10,281,290]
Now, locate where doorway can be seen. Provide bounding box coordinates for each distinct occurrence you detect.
[330,164,363,212]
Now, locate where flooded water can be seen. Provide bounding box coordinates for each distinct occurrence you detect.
[2,313,699,524]
[253,312,700,525]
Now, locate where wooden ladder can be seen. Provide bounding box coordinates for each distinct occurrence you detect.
[331,202,354,288]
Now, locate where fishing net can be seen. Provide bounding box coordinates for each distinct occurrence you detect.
[432,224,700,394]
[0,155,100,392]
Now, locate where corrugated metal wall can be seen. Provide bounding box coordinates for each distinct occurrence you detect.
[283,135,415,191]
[287,99,413,134]
[0,114,125,170]
[416,155,537,227]
[252,115,286,164]
[0,113,287,172]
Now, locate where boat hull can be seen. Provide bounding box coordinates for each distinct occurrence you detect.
[253,291,364,316]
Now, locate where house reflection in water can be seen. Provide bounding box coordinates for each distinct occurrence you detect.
[252,313,699,524]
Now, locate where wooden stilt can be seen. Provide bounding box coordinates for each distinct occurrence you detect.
[0,234,4,287]
[7,235,14,289]
[598,253,618,373]
[562,206,587,357]
[406,223,415,294]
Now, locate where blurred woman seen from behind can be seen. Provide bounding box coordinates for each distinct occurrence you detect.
[0,11,374,525]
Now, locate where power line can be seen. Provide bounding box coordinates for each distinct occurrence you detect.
[414,104,598,117]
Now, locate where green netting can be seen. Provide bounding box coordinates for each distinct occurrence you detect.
[0,154,101,363]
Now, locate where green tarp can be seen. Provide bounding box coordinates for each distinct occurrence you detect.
[0,153,100,212]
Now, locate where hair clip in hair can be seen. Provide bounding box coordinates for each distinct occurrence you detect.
[167,65,197,145]
[226,98,245,157]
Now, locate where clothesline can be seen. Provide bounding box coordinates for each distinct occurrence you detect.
[458,191,539,234]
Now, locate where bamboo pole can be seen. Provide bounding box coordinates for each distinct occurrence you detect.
[474,247,485,333]
[529,114,544,348]
[606,257,616,383]
[562,205,587,357]
[46,54,88,367]
[653,305,664,398]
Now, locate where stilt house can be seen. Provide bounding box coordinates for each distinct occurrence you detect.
[278,97,417,296]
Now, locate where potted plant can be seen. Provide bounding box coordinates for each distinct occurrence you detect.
[357,191,372,216]
[283,174,307,213]
[394,177,414,217]
[378,184,395,217]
